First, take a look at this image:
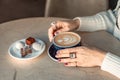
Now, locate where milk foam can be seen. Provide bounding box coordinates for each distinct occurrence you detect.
[57,35,77,45]
[54,32,80,47]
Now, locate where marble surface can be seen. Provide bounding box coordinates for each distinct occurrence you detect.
[0,17,119,80]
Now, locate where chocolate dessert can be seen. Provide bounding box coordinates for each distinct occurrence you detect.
[20,37,36,57]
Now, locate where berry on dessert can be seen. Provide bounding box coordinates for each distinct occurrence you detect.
[26,37,36,45]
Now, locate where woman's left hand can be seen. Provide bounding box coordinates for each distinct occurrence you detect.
[56,46,106,67]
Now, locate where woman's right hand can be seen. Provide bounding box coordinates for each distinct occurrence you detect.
[56,46,106,67]
[48,19,80,42]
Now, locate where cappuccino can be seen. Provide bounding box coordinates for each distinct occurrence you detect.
[53,32,81,48]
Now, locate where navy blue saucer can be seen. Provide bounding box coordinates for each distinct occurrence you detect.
[48,44,58,61]
[48,43,81,61]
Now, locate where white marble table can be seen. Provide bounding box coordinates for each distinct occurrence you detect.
[0,17,119,80]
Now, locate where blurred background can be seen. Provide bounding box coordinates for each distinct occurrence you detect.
[0,0,117,23]
[0,0,46,23]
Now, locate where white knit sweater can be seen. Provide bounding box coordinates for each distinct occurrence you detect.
[74,0,120,79]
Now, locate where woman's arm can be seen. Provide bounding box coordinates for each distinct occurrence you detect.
[74,10,115,34]
[101,52,120,78]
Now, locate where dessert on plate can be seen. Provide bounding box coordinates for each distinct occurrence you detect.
[15,37,38,57]
[32,42,42,51]
[26,37,36,46]
[15,41,25,50]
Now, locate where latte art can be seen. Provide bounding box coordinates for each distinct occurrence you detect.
[54,32,81,47]
[57,35,77,45]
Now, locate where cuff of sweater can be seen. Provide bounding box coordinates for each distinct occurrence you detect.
[101,52,120,78]
[73,17,81,31]
[73,17,99,31]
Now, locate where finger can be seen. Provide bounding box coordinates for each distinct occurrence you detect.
[48,25,57,42]
[56,53,69,58]
[55,21,70,33]
[48,27,54,42]
[54,29,66,34]
[64,62,77,67]
[59,58,76,63]
[55,49,72,58]
[56,48,78,58]
[65,62,90,67]
[48,21,64,42]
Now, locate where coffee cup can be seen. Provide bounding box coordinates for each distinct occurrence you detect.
[53,32,81,51]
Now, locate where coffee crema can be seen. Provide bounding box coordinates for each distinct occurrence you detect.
[53,32,81,47]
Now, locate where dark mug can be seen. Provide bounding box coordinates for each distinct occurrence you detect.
[52,32,81,57]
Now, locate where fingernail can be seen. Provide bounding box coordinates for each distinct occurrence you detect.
[65,63,68,65]
[58,59,61,62]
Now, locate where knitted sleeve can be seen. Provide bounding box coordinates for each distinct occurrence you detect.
[74,10,115,34]
[101,52,120,78]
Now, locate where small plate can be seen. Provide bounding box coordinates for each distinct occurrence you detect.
[48,44,58,62]
[8,38,46,60]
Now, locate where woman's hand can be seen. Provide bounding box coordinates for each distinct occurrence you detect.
[56,46,106,67]
[48,19,80,42]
